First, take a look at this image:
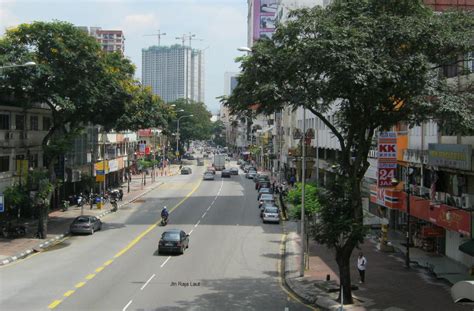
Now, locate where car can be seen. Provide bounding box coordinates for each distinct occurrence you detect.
[261,205,280,223]
[230,167,239,175]
[203,172,215,180]
[188,155,195,160]
[257,181,271,191]
[203,153,209,158]
[158,229,189,254]
[258,187,273,200]
[246,171,257,179]
[181,167,192,174]
[197,158,204,166]
[221,169,231,177]
[70,215,102,235]
[207,166,216,174]
[258,193,275,208]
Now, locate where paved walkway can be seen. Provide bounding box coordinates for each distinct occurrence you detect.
[284,221,474,311]
[0,165,179,265]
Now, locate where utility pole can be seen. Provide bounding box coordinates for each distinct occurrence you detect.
[143,30,166,46]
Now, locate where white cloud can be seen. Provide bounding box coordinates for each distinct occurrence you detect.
[120,13,160,35]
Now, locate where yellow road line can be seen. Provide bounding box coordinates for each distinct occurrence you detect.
[63,290,75,297]
[278,228,318,310]
[48,300,62,309]
[75,282,86,288]
[95,266,104,273]
[85,273,96,280]
[103,259,113,266]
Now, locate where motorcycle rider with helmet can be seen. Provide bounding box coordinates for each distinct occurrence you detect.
[161,206,169,225]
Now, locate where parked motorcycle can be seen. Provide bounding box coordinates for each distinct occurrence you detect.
[111,198,118,212]
[1,223,27,238]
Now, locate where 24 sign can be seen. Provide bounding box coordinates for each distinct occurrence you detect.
[378,163,396,187]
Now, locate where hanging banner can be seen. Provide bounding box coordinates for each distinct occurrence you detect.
[378,132,397,187]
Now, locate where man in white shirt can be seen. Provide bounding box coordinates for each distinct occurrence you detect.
[357,252,367,283]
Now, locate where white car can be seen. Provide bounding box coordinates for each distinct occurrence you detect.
[203,172,215,180]
[262,206,280,224]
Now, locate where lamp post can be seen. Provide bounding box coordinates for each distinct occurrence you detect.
[300,108,306,277]
[0,61,36,70]
[176,114,193,160]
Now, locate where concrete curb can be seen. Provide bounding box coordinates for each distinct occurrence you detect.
[0,180,167,266]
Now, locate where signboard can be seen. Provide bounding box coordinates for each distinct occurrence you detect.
[138,129,152,137]
[377,132,397,187]
[253,0,278,42]
[108,159,118,172]
[0,194,4,213]
[428,144,472,170]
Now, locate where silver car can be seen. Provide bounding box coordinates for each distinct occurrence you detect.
[262,206,280,223]
[203,172,215,180]
[70,215,102,235]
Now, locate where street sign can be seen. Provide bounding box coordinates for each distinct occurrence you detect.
[175,151,179,156]
[0,194,3,212]
[377,131,397,187]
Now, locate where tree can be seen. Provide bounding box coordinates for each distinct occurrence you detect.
[169,99,213,149]
[0,21,136,237]
[211,120,226,147]
[224,1,474,303]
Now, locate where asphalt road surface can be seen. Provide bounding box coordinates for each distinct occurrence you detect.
[0,161,311,311]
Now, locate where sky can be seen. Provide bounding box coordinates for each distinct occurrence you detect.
[0,0,248,114]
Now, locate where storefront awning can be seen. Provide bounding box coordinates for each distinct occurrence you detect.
[459,240,474,257]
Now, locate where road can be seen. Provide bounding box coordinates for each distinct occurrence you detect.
[0,161,311,311]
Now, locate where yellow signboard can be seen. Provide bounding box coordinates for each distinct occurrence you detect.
[96,174,105,182]
[94,160,109,172]
[16,160,29,183]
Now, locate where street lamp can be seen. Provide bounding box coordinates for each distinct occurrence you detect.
[237,47,252,53]
[176,114,194,160]
[0,61,36,70]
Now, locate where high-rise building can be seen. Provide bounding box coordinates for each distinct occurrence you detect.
[78,26,125,54]
[142,45,205,103]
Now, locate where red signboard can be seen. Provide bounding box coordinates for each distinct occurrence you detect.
[138,129,152,137]
[421,226,445,238]
[377,163,397,187]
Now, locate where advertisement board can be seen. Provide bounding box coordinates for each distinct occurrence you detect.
[428,144,472,170]
[253,0,278,42]
[377,132,397,187]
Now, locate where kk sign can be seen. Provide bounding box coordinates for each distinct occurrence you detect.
[378,132,397,187]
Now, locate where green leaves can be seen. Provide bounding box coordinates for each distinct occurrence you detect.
[287,182,320,219]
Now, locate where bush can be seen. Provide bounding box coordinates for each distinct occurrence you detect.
[286,182,320,219]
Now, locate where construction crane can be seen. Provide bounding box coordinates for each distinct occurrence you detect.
[175,32,203,48]
[144,30,166,46]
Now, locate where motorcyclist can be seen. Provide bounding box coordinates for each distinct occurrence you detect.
[161,206,169,222]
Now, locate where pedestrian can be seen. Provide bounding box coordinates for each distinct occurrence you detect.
[289,175,296,187]
[357,252,367,283]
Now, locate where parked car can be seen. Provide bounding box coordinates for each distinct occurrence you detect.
[221,169,231,178]
[158,229,189,254]
[261,205,280,223]
[181,167,192,175]
[70,215,102,235]
[259,193,275,208]
[258,187,274,200]
[230,167,239,175]
[197,158,204,166]
[246,171,257,179]
[203,172,215,180]
[257,181,271,191]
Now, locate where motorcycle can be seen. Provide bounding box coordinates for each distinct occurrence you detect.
[61,200,70,212]
[110,198,118,212]
[1,223,27,238]
[77,194,85,207]
[160,215,168,226]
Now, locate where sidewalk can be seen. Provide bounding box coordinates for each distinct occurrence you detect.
[284,221,473,310]
[0,165,179,266]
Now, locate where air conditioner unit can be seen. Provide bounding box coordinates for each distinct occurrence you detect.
[462,194,474,209]
[435,192,446,202]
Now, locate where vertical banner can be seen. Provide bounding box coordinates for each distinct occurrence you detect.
[378,132,397,187]
[253,0,278,42]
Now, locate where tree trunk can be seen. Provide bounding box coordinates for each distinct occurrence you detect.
[336,247,353,304]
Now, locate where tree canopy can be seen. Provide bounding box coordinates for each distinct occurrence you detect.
[170,99,213,143]
[224,0,474,303]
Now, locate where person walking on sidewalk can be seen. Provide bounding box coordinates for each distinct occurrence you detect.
[357,252,367,283]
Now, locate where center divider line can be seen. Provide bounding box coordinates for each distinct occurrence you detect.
[194,220,200,227]
[202,212,207,218]
[122,299,133,311]
[160,256,171,268]
[140,274,156,290]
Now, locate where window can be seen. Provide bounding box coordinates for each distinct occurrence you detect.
[0,156,9,172]
[15,115,25,130]
[43,117,51,131]
[30,116,39,131]
[0,114,10,130]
